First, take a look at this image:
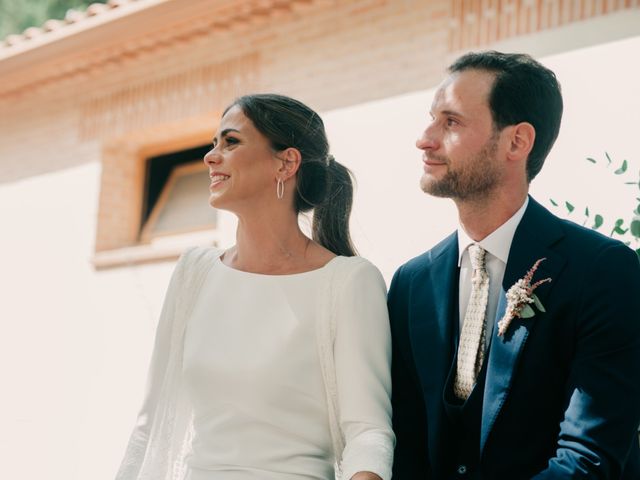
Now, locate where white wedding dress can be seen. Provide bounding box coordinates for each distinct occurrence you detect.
[183,257,337,479]
[116,248,394,480]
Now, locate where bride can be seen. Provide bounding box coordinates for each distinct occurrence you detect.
[115,93,394,480]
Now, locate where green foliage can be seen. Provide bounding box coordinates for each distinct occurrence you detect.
[614,160,628,175]
[0,0,104,38]
[519,304,536,318]
[550,152,640,259]
[611,218,628,236]
[533,294,546,312]
[592,214,604,230]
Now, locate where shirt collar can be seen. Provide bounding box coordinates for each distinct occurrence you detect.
[457,196,529,266]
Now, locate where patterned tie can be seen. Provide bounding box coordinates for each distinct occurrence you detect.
[454,244,490,400]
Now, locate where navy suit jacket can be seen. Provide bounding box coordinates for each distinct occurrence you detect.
[388,197,640,479]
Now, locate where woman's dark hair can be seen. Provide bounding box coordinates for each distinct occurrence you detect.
[449,51,563,182]
[224,93,357,257]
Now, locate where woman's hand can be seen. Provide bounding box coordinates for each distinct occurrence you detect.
[350,472,382,480]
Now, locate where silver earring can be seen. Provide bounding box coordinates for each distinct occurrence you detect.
[277,178,285,199]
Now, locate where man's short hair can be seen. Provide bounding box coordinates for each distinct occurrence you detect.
[449,51,563,182]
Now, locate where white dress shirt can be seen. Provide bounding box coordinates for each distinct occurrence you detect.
[457,197,529,347]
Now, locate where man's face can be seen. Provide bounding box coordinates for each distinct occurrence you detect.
[417,69,504,201]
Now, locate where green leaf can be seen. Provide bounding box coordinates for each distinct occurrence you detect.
[532,294,546,313]
[611,219,626,236]
[520,304,536,318]
[592,214,604,230]
[586,157,597,164]
[550,199,558,207]
[630,219,640,238]
[614,160,628,175]
[605,151,612,166]
[565,201,575,213]
[585,207,590,217]
[636,248,640,260]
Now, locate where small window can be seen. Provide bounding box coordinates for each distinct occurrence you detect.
[140,145,216,242]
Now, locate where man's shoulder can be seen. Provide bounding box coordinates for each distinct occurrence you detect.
[394,231,457,279]
[553,213,631,259]
[526,197,631,259]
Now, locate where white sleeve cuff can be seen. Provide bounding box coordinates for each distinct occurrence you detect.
[339,429,395,480]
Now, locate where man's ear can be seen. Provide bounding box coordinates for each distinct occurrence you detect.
[276,147,302,181]
[506,122,535,162]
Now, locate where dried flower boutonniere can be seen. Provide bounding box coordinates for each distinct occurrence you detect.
[497,258,552,337]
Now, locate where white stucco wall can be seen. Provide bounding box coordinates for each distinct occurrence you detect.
[0,162,174,478]
[0,30,638,480]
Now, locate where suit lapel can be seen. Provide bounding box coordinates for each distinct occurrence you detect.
[410,233,459,402]
[480,198,566,453]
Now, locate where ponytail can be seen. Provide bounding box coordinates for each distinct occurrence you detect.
[311,156,357,257]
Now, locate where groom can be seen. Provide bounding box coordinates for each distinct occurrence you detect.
[388,51,640,479]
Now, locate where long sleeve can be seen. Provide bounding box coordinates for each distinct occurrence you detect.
[115,247,221,480]
[387,265,431,479]
[532,243,640,478]
[115,250,191,480]
[334,259,395,480]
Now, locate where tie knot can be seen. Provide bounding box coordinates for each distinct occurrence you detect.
[468,244,486,271]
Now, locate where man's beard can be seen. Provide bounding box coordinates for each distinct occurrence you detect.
[420,133,501,201]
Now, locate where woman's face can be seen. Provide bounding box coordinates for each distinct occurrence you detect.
[204,105,281,213]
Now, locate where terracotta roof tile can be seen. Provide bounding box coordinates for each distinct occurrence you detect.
[4,34,23,47]
[42,19,64,32]
[23,27,44,39]
[1,0,142,49]
[64,9,88,23]
[86,3,110,16]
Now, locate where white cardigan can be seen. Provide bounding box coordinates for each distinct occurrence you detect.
[115,247,394,480]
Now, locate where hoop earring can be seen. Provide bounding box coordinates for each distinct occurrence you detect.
[277,178,285,200]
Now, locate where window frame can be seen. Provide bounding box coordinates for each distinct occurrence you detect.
[139,161,216,243]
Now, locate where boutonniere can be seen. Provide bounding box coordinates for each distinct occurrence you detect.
[497,258,552,337]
